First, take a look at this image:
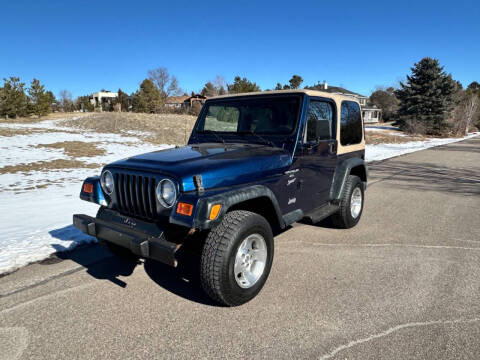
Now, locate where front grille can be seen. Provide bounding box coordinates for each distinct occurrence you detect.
[114,173,158,219]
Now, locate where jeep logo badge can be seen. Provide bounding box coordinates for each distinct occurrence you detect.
[122,217,136,228]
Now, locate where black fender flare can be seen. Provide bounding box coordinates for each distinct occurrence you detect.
[170,185,285,230]
[330,158,368,200]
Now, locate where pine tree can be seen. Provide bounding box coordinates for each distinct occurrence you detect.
[201,82,217,97]
[395,58,456,135]
[227,76,260,94]
[28,78,50,116]
[132,79,162,113]
[75,95,94,112]
[45,91,57,112]
[0,77,28,118]
[117,89,130,111]
[288,75,303,89]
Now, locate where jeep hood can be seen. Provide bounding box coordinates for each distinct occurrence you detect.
[108,143,292,191]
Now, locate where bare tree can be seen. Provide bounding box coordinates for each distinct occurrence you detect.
[213,75,227,94]
[452,92,479,135]
[147,67,182,100]
[58,89,73,112]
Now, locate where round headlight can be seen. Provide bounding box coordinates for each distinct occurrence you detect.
[100,170,114,195]
[156,179,177,208]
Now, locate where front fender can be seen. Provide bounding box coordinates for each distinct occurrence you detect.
[169,185,284,230]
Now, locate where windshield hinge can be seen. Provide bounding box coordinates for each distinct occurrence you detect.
[193,175,205,195]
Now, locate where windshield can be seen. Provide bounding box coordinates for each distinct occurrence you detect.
[195,95,301,135]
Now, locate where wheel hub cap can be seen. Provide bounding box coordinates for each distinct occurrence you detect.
[234,234,267,289]
[350,187,363,219]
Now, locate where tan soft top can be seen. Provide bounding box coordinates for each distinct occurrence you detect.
[209,89,358,105]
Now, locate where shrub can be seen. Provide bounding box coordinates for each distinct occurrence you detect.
[189,102,202,116]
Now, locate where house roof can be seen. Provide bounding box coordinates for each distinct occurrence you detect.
[165,95,189,104]
[305,85,366,98]
[184,94,207,102]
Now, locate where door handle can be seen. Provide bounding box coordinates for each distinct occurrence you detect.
[328,142,337,154]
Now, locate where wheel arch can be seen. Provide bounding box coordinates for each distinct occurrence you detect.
[228,196,282,233]
[330,157,368,200]
[192,185,286,231]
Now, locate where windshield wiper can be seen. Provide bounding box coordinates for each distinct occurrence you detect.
[238,131,275,147]
[198,130,227,148]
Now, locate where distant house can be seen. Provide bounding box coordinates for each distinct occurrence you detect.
[89,90,118,108]
[165,94,207,110]
[361,106,381,124]
[307,82,381,123]
[165,95,189,109]
[184,94,207,109]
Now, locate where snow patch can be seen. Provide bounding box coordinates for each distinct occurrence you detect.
[365,133,479,162]
[0,119,173,274]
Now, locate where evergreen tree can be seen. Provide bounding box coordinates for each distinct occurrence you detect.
[275,75,303,90]
[117,89,130,111]
[45,91,57,112]
[28,78,50,116]
[201,82,218,97]
[227,76,260,94]
[75,95,94,112]
[0,77,28,118]
[395,58,456,135]
[288,75,303,89]
[132,79,162,113]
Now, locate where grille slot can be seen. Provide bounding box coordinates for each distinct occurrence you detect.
[114,173,157,219]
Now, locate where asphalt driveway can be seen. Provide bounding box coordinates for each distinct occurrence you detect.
[1,136,479,359]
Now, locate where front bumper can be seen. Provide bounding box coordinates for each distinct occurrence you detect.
[73,209,180,267]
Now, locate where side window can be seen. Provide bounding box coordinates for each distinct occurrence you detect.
[306,101,333,142]
[203,105,239,132]
[340,101,362,145]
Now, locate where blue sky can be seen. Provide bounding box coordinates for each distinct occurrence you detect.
[2,0,479,98]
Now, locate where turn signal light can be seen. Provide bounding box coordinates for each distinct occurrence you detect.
[209,204,222,220]
[83,183,94,194]
[177,202,194,216]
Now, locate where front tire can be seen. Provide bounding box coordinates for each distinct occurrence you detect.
[200,210,274,306]
[331,175,365,229]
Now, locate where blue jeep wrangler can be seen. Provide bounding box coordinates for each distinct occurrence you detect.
[74,90,367,306]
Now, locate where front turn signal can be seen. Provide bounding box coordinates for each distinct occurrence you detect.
[209,204,222,220]
[83,183,94,194]
[177,202,194,216]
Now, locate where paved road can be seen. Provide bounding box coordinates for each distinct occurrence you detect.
[1,137,479,360]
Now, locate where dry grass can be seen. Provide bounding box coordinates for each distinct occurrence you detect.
[365,131,425,145]
[0,127,79,137]
[0,159,100,174]
[0,112,87,124]
[36,141,106,157]
[0,128,38,137]
[61,112,197,145]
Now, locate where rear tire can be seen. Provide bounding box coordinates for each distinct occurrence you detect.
[331,175,364,229]
[200,210,274,306]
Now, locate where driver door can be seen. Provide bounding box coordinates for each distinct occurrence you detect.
[295,98,338,213]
